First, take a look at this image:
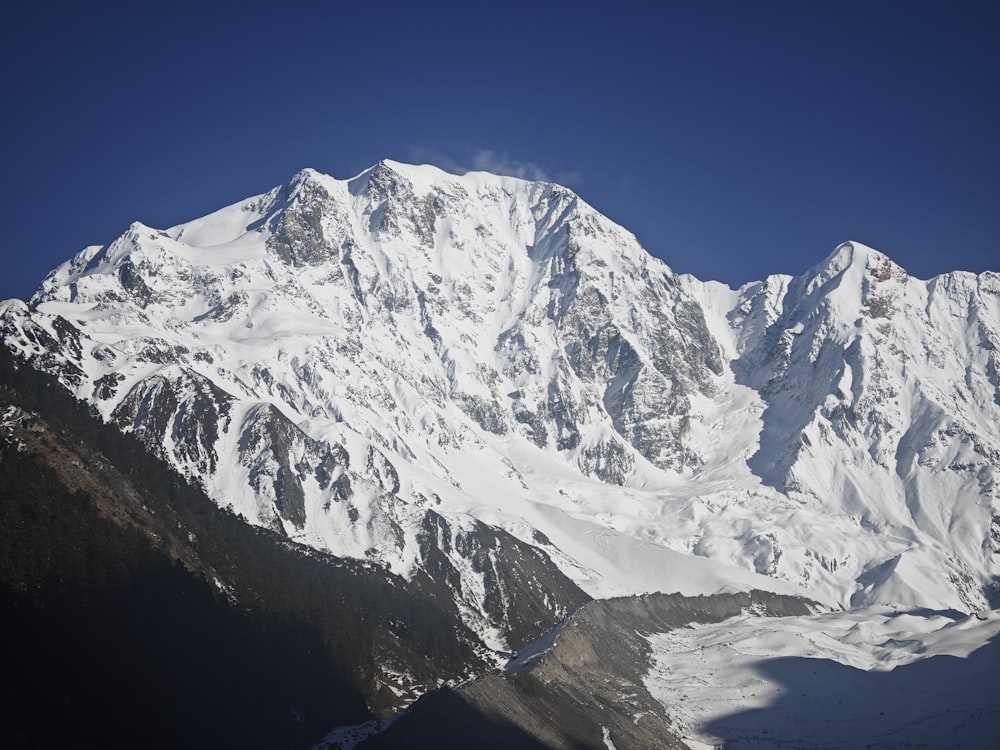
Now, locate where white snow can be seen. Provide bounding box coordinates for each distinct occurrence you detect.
[4,161,999,657]
[644,606,1000,749]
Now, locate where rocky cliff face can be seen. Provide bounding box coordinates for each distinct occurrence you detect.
[2,161,998,632]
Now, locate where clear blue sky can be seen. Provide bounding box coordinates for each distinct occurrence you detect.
[2,1,997,301]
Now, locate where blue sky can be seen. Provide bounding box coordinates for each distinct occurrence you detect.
[2,1,996,301]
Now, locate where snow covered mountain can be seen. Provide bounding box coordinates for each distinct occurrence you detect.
[2,159,998,646]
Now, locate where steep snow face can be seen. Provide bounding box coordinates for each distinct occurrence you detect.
[3,164,998,622]
[718,242,1000,610]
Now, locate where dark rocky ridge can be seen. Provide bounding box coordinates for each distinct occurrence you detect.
[364,590,816,749]
[0,350,503,745]
[0,336,593,736]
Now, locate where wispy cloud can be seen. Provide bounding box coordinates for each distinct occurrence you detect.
[468,150,553,181]
[405,147,466,175]
[405,147,581,187]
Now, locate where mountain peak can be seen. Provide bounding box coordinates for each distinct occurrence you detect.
[797,242,910,307]
[287,166,324,188]
[4,160,1000,748]
[819,241,908,281]
[346,160,401,196]
[283,167,338,200]
[291,166,322,180]
[7,161,997,623]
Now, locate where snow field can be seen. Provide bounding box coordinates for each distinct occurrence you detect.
[644,607,1000,749]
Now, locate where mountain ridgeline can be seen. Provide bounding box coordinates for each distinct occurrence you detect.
[1,160,999,746]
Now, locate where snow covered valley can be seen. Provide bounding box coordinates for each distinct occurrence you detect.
[646,606,1000,749]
